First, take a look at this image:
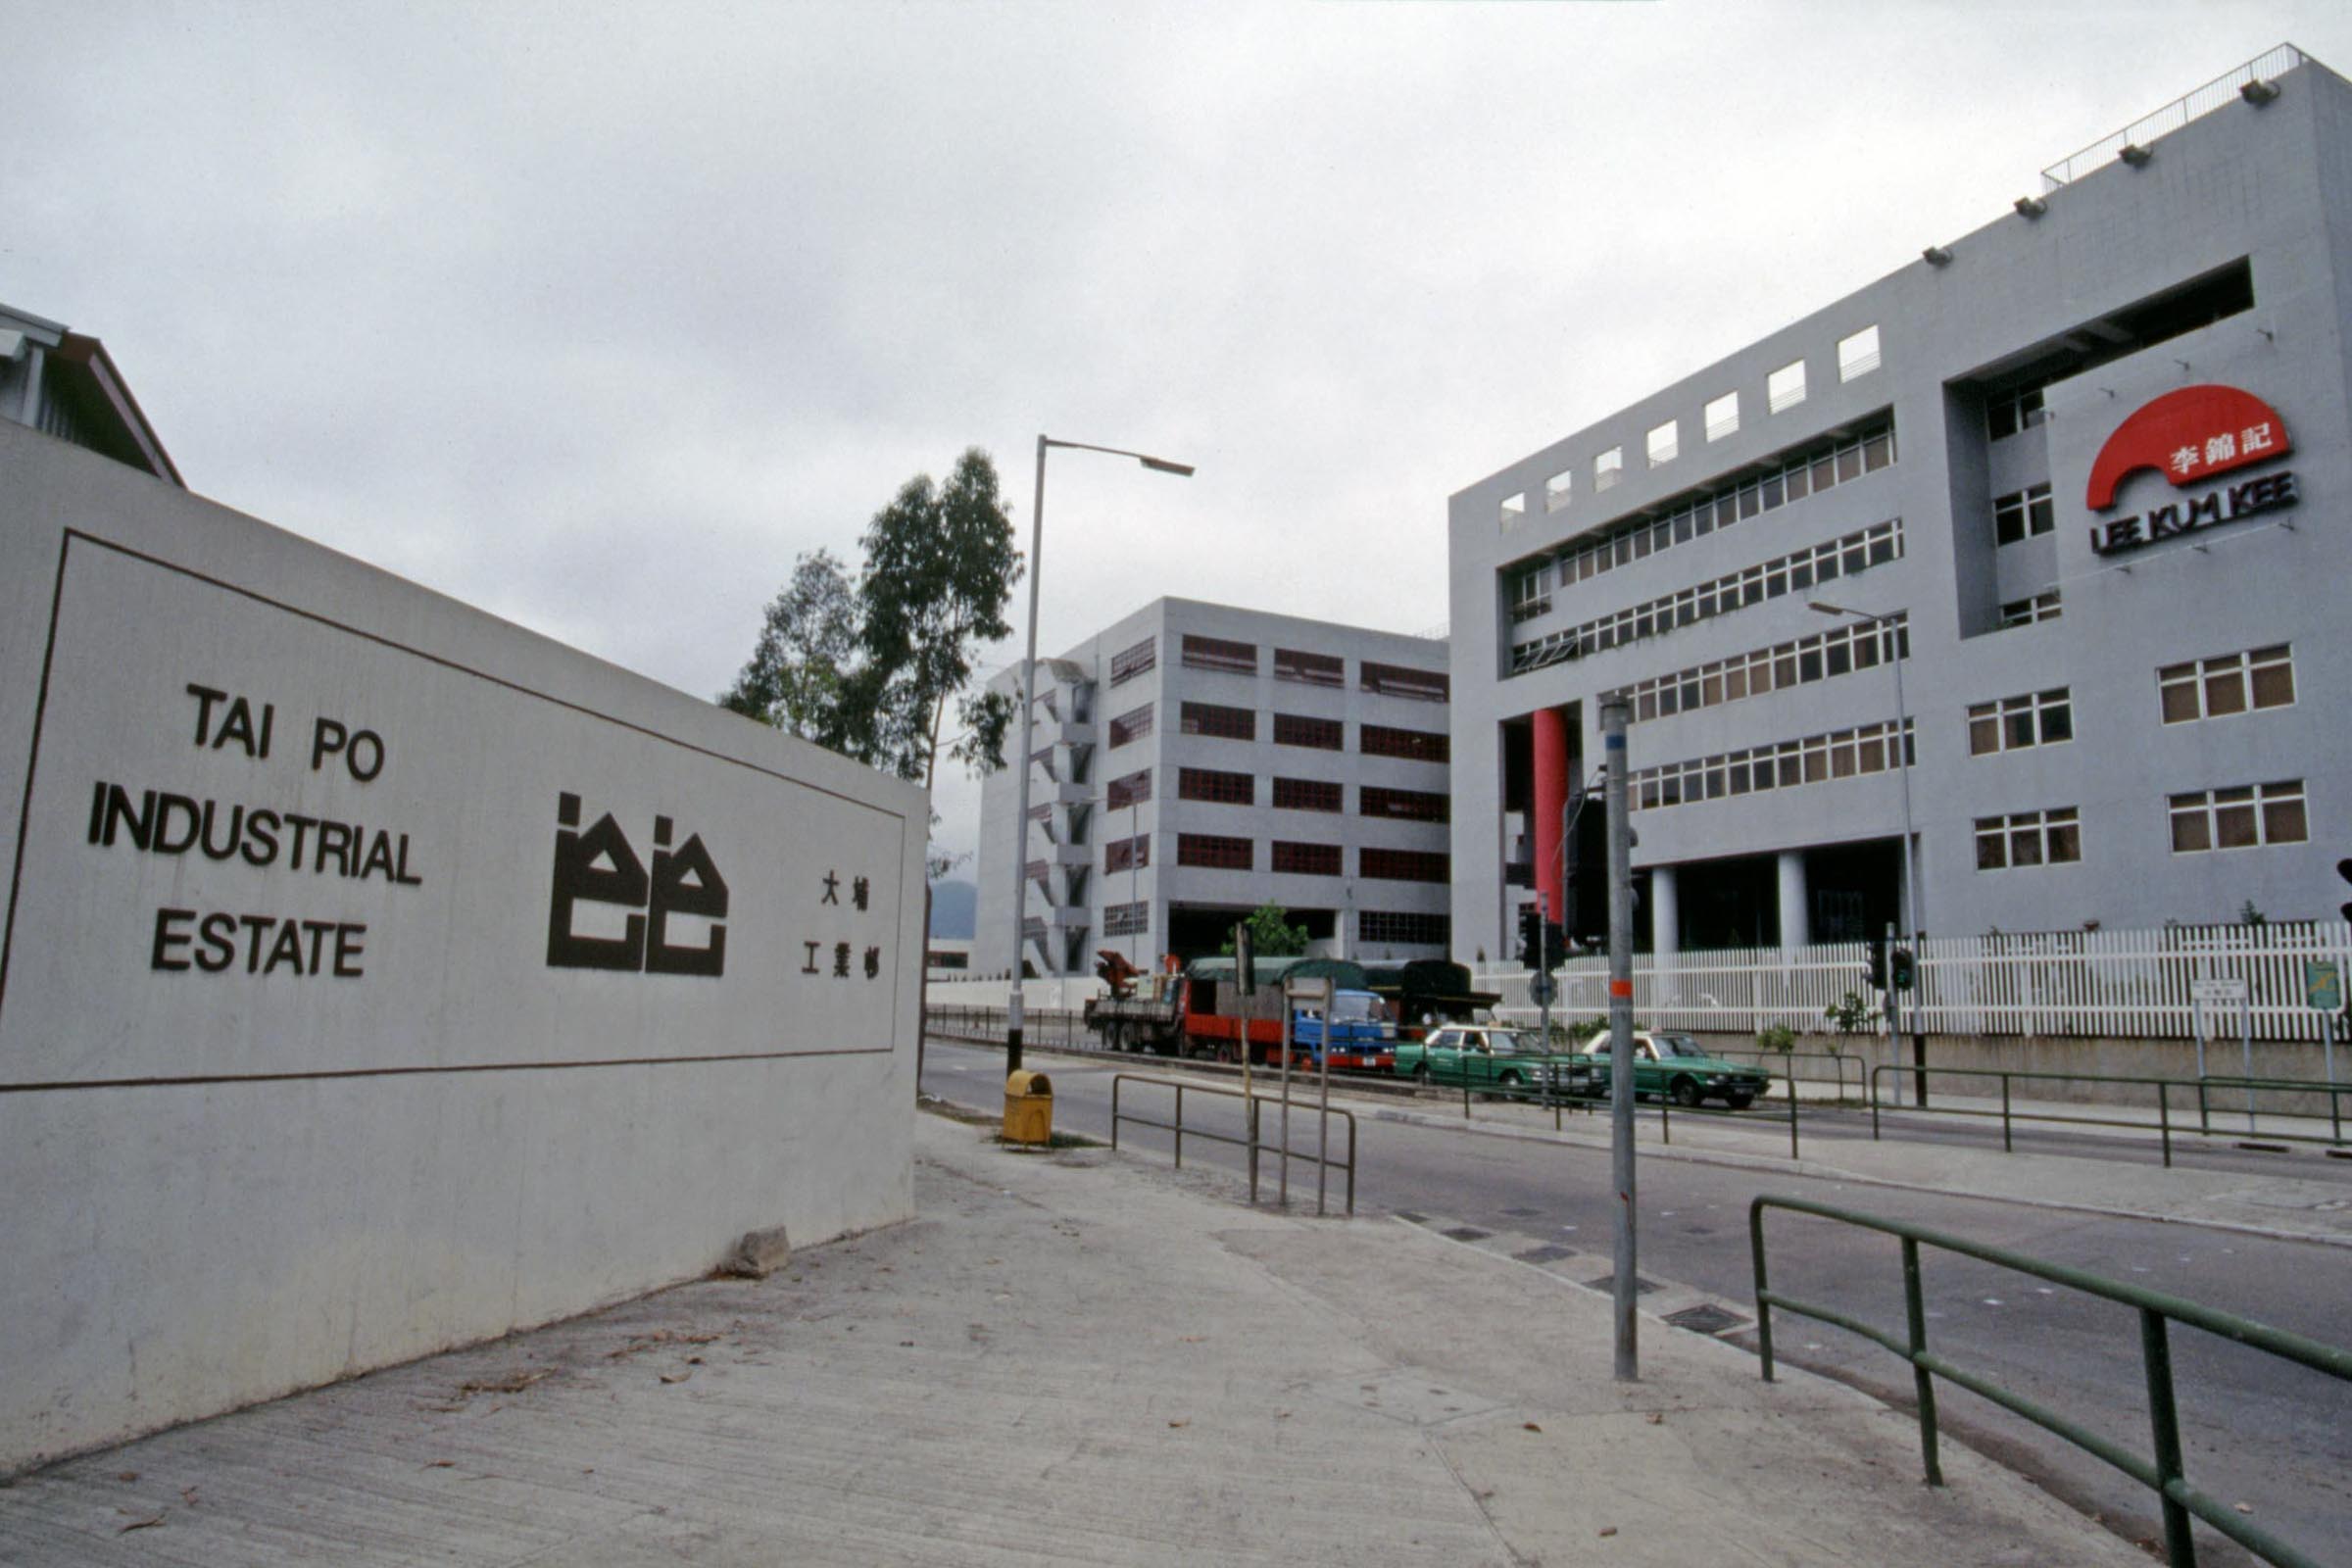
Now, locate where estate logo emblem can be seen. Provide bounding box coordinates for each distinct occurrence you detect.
[547,793,729,976]
[2084,383,2290,509]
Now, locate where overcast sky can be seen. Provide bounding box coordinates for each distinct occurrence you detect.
[11,1,2352,868]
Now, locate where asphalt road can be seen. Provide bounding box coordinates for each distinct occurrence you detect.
[924,1041,2352,1567]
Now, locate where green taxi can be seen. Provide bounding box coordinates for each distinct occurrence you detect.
[1393,1024,1595,1098]
[1575,1030,1772,1109]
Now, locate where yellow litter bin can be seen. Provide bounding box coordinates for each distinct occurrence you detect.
[1003,1070,1054,1146]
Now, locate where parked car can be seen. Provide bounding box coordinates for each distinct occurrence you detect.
[1575,1031,1772,1108]
[1393,1024,1594,1098]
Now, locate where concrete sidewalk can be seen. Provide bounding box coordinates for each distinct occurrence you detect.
[0,1106,2148,1566]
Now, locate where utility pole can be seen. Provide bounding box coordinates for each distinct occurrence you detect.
[1602,693,1638,1382]
[1535,888,1552,1053]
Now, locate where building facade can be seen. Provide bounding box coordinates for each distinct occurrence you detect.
[973,598,1453,979]
[1448,47,2351,963]
[2,302,181,488]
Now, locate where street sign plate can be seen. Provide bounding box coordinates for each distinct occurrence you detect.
[2307,959,2344,1012]
[2191,977,2249,1004]
[1528,973,1554,1005]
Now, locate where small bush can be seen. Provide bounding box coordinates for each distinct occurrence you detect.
[1755,1023,1797,1054]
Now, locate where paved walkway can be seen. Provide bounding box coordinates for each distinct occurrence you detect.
[0,1107,2150,1567]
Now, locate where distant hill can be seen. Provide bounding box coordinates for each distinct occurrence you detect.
[929,879,977,939]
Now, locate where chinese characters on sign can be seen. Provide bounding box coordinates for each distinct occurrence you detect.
[803,866,883,981]
[2083,384,2299,556]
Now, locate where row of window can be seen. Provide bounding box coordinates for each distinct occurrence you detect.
[1630,718,1916,811]
[1091,904,1447,946]
[1999,590,2062,627]
[1104,633,1449,702]
[1617,615,1907,725]
[1504,326,1881,525]
[1966,689,2072,755]
[2161,645,2293,722]
[1973,780,2310,869]
[1167,767,1451,821]
[1175,835,1451,883]
[1171,704,1449,762]
[1511,518,1905,676]
[1507,420,1896,622]
[1107,703,1154,748]
[1102,834,1151,873]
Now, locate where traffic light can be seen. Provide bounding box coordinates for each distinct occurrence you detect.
[1543,920,1568,967]
[1889,946,1916,991]
[1517,906,1543,970]
[2339,858,2352,922]
[1865,939,1888,992]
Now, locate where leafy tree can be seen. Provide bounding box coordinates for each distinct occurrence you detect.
[1221,901,1310,958]
[721,448,1022,787]
[857,448,1022,785]
[719,550,865,753]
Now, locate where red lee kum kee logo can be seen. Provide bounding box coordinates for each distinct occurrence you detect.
[2084,383,2290,509]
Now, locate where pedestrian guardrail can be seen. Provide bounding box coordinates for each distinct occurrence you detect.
[1709,1048,1867,1101]
[1749,1194,2352,1568]
[1110,1074,1355,1215]
[926,1004,1093,1051]
[1868,1062,2350,1166]
[1431,1064,1808,1159]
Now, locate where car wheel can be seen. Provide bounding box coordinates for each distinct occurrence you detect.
[1670,1076,1701,1107]
[1499,1070,1523,1091]
[1726,1092,1755,1110]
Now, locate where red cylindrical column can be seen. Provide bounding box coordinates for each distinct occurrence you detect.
[1532,706,1571,919]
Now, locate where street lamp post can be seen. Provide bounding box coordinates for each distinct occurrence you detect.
[1005,435,1194,1076]
[1809,600,1928,1103]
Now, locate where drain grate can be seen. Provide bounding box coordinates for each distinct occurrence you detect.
[1584,1272,1660,1296]
[1513,1245,1578,1264]
[1443,1226,1493,1243]
[1664,1302,1751,1335]
[1394,1210,1428,1223]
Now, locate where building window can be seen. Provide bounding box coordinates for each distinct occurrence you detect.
[1360,786,1449,823]
[1500,491,1526,529]
[1993,483,2054,545]
[1704,391,1740,442]
[1646,419,1679,467]
[1622,614,1905,723]
[1178,766,1252,806]
[1508,563,1552,625]
[2158,645,2294,724]
[1105,768,1152,810]
[1271,840,1342,876]
[1999,590,2062,627]
[1500,419,1894,621]
[1272,776,1343,812]
[1595,447,1624,492]
[1544,467,1573,512]
[1103,835,1152,873]
[1107,703,1154,748]
[1767,359,1806,414]
[1974,807,2082,870]
[1102,902,1150,937]
[1838,324,1882,381]
[1274,648,1345,687]
[1180,701,1255,741]
[1108,636,1155,687]
[1967,688,2072,756]
[1987,383,2047,441]
[1359,909,1450,946]
[1629,718,1914,811]
[1361,847,1449,883]
[1512,517,1904,676]
[1360,662,1448,702]
[1360,723,1449,763]
[1177,833,1252,870]
[1180,634,1257,674]
[1273,712,1344,751]
[2169,780,2307,853]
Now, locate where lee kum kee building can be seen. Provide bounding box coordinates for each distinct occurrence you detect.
[1446,46,2352,964]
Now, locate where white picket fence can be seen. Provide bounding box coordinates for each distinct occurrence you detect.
[1480,921,2352,1044]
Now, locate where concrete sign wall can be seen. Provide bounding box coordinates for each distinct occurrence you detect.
[0,422,928,1470]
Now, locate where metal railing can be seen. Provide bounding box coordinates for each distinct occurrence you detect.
[2041,44,2306,189]
[1750,1195,2352,1567]
[927,1004,1095,1052]
[1110,1074,1355,1215]
[1709,1047,1867,1102]
[1868,1062,2350,1166]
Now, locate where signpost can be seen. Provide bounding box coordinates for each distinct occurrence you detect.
[2191,975,2255,1133]
[1284,976,1336,1215]
[2308,958,2343,1094]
